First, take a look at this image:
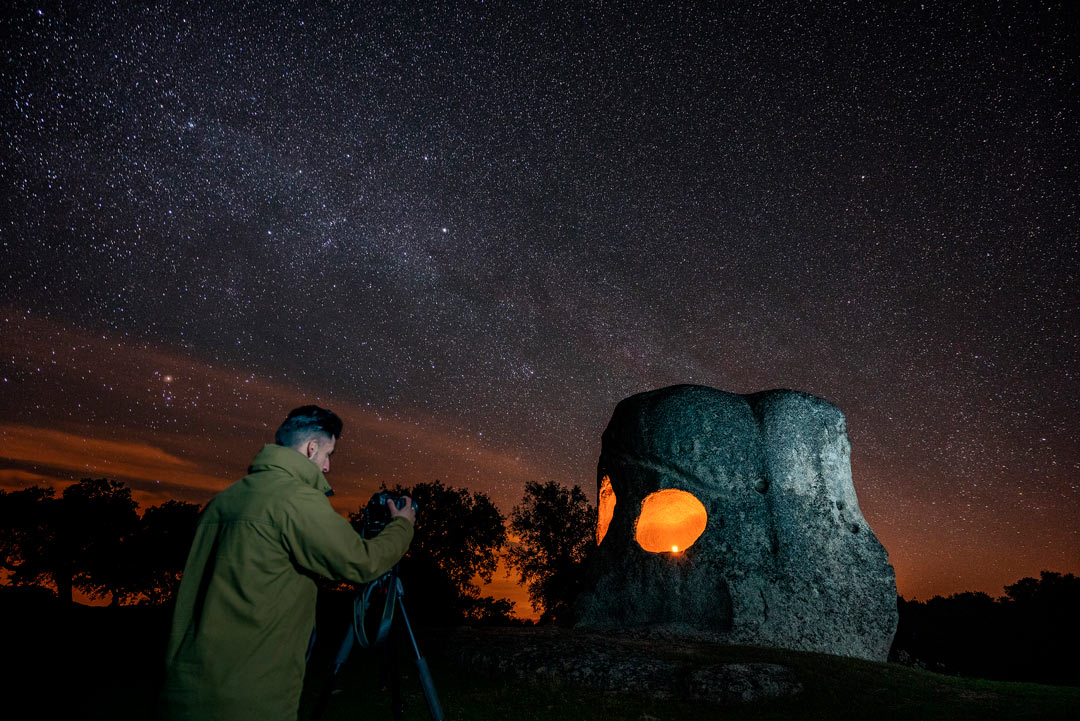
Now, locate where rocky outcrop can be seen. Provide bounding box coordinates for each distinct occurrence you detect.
[573,385,898,661]
[438,627,804,704]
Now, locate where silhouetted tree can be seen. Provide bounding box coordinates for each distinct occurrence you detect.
[0,486,63,598]
[350,480,511,624]
[1000,571,1080,683]
[0,479,145,605]
[506,481,594,625]
[1003,570,1079,607]
[62,478,142,605]
[892,571,1080,684]
[133,499,201,604]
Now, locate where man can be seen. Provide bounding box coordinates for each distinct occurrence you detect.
[160,406,415,721]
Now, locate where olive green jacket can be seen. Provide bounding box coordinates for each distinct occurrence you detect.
[160,444,413,721]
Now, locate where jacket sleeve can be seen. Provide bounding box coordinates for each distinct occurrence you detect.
[279,488,414,584]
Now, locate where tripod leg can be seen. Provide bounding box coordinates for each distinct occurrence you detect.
[309,622,356,721]
[389,619,405,721]
[413,656,444,721]
[396,597,444,721]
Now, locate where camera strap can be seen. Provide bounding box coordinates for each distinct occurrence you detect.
[356,571,400,649]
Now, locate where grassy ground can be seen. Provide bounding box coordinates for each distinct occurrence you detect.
[299,633,1079,721]
[4,592,1073,721]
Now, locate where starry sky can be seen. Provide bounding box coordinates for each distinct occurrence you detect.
[2,1,1077,609]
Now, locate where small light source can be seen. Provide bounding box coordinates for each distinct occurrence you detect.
[634,489,707,554]
[597,474,617,544]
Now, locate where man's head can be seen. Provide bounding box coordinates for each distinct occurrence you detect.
[274,405,343,473]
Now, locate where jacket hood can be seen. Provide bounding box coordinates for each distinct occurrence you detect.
[248,444,332,495]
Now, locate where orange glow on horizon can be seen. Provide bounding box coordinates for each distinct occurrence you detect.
[634,489,707,553]
[0,309,547,514]
[597,474,616,544]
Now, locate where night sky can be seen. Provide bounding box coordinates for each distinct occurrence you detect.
[2,1,1077,610]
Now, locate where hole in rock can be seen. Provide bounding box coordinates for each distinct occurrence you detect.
[597,475,616,544]
[634,489,707,553]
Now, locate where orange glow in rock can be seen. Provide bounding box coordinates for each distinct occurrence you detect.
[634,489,707,553]
[597,474,616,544]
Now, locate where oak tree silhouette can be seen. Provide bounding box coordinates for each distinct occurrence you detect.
[0,479,200,605]
[893,571,1080,684]
[0,485,64,598]
[350,480,512,624]
[506,481,594,625]
[62,478,142,605]
[133,499,201,604]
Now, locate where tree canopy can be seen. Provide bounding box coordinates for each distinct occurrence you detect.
[0,479,200,605]
[350,480,512,624]
[894,571,1080,684]
[131,499,202,604]
[62,478,142,605]
[506,480,594,625]
[0,485,61,594]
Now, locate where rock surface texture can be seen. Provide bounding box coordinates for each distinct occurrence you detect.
[574,385,898,661]
[440,627,803,704]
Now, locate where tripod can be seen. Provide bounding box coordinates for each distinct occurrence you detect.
[310,566,445,721]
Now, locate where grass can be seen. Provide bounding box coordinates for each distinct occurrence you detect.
[3,591,1074,721]
[297,652,1078,721]
[298,628,1078,721]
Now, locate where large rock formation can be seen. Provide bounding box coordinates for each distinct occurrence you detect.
[574,385,898,661]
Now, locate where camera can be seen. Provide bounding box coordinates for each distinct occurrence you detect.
[360,491,417,538]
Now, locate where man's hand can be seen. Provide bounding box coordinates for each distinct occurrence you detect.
[387,495,416,526]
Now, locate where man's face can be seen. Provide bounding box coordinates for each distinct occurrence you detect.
[306,436,336,473]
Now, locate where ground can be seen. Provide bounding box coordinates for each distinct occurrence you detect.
[3,590,1074,721]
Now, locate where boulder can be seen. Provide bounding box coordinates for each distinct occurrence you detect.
[573,385,898,661]
[439,627,804,704]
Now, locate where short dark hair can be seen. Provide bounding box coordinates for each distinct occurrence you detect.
[274,405,343,448]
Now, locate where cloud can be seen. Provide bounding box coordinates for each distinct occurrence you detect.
[0,423,230,493]
[0,468,70,491]
[1,309,547,511]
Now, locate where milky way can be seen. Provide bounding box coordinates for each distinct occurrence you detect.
[2,1,1077,602]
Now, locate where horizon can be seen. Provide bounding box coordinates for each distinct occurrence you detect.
[1,399,1073,613]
